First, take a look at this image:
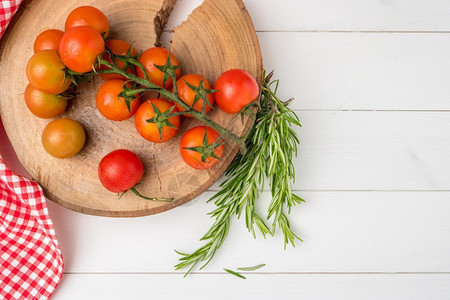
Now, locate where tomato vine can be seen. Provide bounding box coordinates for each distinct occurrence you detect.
[95,53,250,155]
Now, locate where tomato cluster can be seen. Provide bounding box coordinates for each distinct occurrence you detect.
[26,6,259,196]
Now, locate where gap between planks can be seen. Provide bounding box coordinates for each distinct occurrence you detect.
[163,30,450,34]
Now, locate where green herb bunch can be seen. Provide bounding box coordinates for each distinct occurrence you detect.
[175,70,304,275]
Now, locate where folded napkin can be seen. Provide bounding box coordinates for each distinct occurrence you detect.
[0,155,63,300]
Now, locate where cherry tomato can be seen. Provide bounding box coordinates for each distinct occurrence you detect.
[180,126,224,170]
[26,50,71,95]
[214,69,259,114]
[98,149,144,193]
[134,98,180,143]
[41,118,86,158]
[33,29,64,53]
[96,79,140,121]
[65,6,109,37]
[99,39,137,81]
[24,84,67,119]
[175,74,215,118]
[59,26,105,73]
[136,47,181,89]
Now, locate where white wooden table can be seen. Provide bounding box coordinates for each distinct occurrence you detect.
[1,0,450,298]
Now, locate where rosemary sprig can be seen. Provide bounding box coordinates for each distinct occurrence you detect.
[262,72,305,247]
[175,70,303,275]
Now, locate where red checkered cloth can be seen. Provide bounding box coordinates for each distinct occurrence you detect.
[0,0,22,39]
[1,2,64,298]
[0,155,64,300]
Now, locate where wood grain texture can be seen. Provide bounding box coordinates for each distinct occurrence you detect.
[46,191,450,273]
[0,0,262,217]
[206,110,450,191]
[258,32,450,111]
[51,274,450,300]
[244,0,450,32]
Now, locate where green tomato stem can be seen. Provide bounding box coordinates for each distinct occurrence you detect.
[130,187,173,202]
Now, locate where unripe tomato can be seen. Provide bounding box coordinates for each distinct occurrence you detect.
[99,39,137,81]
[180,126,224,170]
[134,98,180,143]
[59,26,105,73]
[41,118,86,158]
[136,47,181,89]
[33,29,64,53]
[26,50,71,95]
[214,69,259,114]
[96,79,140,121]
[24,84,67,119]
[175,74,215,118]
[65,6,109,37]
[98,149,144,193]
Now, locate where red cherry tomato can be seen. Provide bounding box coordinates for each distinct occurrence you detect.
[134,98,180,143]
[175,74,215,118]
[99,39,137,81]
[180,126,224,170]
[65,6,110,37]
[214,69,259,114]
[41,118,86,158]
[96,79,140,121]
[98,149,144,193]
[136,47,181,89]
[59,26,105,73]
[33,29,64,53]
[26,50,71,95]
[24,84,67,119]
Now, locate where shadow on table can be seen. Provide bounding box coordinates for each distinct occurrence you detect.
[0,117,30,177]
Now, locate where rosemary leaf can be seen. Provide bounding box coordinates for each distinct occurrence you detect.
[223,268,246,279]
[237,264,266,271]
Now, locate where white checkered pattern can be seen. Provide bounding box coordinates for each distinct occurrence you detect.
[0,155,63,299]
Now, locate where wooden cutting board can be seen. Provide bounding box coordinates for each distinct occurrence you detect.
[0,0,262,217]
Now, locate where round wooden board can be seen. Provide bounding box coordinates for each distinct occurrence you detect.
[0,0,262,217]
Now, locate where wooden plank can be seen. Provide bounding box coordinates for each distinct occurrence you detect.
[294,111,450,190]
[164,0,450,32]
[52,274,450,299]
[258,32,450,111]
[47,191,450,273]
[209,111,450,191]
[245,0,450,32]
